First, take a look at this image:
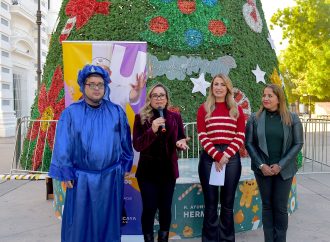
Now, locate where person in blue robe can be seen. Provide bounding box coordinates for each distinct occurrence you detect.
[49,64,133,242]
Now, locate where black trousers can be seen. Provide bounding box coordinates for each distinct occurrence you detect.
[254,173,293,242]
[137,179,176,235]
[199,145,242,242]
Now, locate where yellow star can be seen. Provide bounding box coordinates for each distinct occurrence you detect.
[252,204,259,213]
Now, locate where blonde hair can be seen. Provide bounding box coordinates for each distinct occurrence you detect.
[204,74,239,119]
[139,83,171,124]
[256,84,292,125]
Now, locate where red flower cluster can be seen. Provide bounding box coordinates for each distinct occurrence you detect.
[65,0,110,29]
[27,66,65,170]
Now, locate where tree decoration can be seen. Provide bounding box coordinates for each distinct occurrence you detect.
[202,0,217,7]
[149,54,236,80]
[270,68,282,86]
[267,33,275,50]
[177,0,196,14]
[59,17,77,43]
[149,16,169,33]
[185,29,203,47]
[59,0,110,42]
[26,66,65,170]
[141,0,232,50]
[190,73,210,96]
[252,64,266,84]
[208,20,227,36]
[243,0,263,33]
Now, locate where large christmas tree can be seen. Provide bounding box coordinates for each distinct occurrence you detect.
[21,0,279,173]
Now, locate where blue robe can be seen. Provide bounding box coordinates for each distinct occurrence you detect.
[49,99,133,242]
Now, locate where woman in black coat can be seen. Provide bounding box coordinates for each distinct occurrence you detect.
[245,84,303,242]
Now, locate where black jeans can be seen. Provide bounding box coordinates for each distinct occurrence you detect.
[137,179,176,235]
[199,145,242,242]
[254,173,293,242]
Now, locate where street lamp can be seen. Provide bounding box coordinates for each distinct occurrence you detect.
[36,0,42,91]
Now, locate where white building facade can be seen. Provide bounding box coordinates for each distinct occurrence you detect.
[0,0,60,137]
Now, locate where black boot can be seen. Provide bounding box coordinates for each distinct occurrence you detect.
[158,231,169,242]
[144,233,154,242]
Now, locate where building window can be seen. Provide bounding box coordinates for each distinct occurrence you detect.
[1,67,10,73]
[1,51,9,57]
[1,34,9,42]
[2,83,10,90]
[1,18,8,26]
[42,39,46,45]
[42,51,47,57]
[1,2,8,11]
[13,73,23,117]
[2,100,10,106]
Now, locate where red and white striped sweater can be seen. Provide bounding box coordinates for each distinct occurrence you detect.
[197,102,246,162]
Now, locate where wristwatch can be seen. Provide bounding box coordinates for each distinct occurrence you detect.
[259,164,264,169]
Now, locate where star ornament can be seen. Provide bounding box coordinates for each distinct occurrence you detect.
[267,33,276,50]
[190,73,210,96]
[252,204,259,213]
[252,65,266,84]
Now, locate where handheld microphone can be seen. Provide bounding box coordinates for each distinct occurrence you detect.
[157,107,166,133]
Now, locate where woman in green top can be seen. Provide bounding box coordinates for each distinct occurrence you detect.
[245,84,303,242]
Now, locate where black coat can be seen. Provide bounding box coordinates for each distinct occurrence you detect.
[245,110,304,180]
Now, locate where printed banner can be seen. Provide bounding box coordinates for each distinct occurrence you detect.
[53,41,148,234]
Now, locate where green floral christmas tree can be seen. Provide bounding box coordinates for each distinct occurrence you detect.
[21,0,279,172]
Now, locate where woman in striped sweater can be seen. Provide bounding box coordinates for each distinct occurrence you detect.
[197,74,246,242]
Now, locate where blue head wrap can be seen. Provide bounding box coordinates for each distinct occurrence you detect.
[77,64,111,100]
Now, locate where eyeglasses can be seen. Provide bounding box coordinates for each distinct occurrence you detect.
[151,93,166,100]
[85,83,105,90]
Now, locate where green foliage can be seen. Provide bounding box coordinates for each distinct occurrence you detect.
[271,0,330,100]
[20,139,36,171]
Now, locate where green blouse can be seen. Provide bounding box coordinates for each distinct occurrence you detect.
[265,110,284,165]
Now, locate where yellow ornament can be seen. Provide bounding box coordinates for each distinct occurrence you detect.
[270,68,282,86]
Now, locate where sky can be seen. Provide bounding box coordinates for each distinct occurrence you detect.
[260,0,296,54]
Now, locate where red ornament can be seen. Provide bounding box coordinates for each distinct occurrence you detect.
[178,0,196,15]
[59,17,77,43]
[149,16,169,34]
[65,0,110,30]
[208,20,227,36]
[247,0,258,22]
[27,66,65,170]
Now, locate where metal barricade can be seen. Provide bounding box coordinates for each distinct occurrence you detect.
[181,120,330,174]
[8,117,58,179]
[179,122,200,159]
[299,118,330,174]
[5,118,330,180]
